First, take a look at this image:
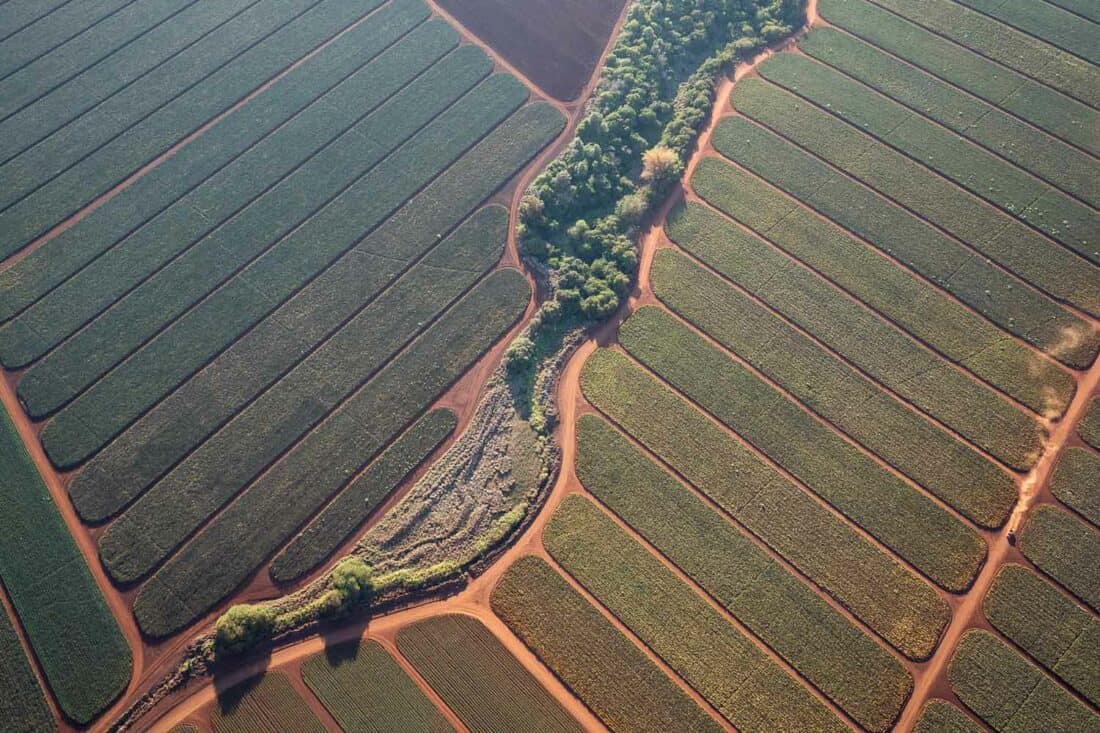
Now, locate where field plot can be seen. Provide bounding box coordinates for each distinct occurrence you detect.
[0,610,54,733]
[397,614,582,733]
[1020,505,1100,612]
[208,671,324,733]
[436,0,627,100]
[1050,447,1100,526]
[303,639,453,732]
[913,700,983,733]
[0,0,565,649]
[0,406,130,724]
[1081,398,1100,450]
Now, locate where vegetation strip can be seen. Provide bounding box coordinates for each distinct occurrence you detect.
[748,56,1100,282]
[690,158,1073,417]
[662,207,1017,521]
[0,0,387,259]
[984,564,1100,706]
[816,0,1100,154]
[208,672,325,733]
[131,269,530,636]
[0,407,130,723]
[710,115,1098,370]
[1050,447,1100,527]
[491,555,725,733]
[303,639,453,732]
[619,307,986,589]
[0,3,447,372]
[797,27,1100,210]
[948,630,1100,733]
[0,609,54,733]
[269,408,456,583]
[913,700,984,733]
[1020,505,1100,612]
[580,349,950,657]
[397,614,583,733]
[1080,397,1100,450]
[39,79,542,469]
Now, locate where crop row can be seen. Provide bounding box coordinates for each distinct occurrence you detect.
[913,700,982,733]
[689,158,1073,417]
[710,115,1099,370]
[0,0,388,260]
[797,28,1100,212]
[0,408,130,723]
[303,639,452,732]
[574,417,911,731]
[66,98,559,520]
[39,77,547,470]
[870,0,1100,89]
[1020,505,1100,613]
[1047,0,1099,23]
[984,564,1099,707]
[1051,448,1100,527]
[0,611,53,733]
[619,304,986,590]
[270,408,456,583]
[663,204,1017,523]
[1,5,451,371]
[580,348,950,658]
[0,0,134,80]
[15,22,475,410]
[948,630,1099,733]
[397,614,582,733]
[131,268,530,636]
[0,1,76,45]
[750,55,1100,282]
[209,672,324,733]
[1080,398,1100,450]
[817,0,1100,154]
[491,555,724,733]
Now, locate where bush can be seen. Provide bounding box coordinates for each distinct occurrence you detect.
[505,336,536,373]
[214,604,276,657]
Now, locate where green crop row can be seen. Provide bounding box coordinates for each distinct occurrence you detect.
[662,206,1017,521]
[1051,448,1100,527]
[948,630,1100,733]
[816,0,1100,154]
[397,614,582,733]
[270,408,456,583]
[797,28,1100,212]
[491,555,725,733]
[1,6,452,371]
[0,0,193,122]
[573,420,913,731]
[209,672,325,733]
[689,158,1074,417]
[303,639,453,733]
[619,306,987,590]
[580,349,950,658]
[0,408,130,723]
[1079,397,1100,450]
[0,611,54,733]
[750,56,1100,280]
[710,115,1098,370]
[66,98,559,517]
[0,0,389,260]
[871,0,1100,88]
[545,495,847,732]
[1021,505,1100,613]
[0,0,393,313]
[39,80,550,470]
[984,564,1099,707]
[0,0,136,80]
[1045,0,1099,22]
[0,0,99,60]
[131,269,530,636]
[0,0,257,167]
[913,700,983,733]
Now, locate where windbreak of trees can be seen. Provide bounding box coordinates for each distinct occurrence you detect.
[519,0,804,322]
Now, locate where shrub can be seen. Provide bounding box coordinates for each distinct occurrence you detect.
[214,604,276,657]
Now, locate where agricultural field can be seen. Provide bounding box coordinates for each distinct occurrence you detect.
[208,672,324,733]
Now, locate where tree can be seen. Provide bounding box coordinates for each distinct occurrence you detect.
[214,604,276,657]
[641,145,681,184]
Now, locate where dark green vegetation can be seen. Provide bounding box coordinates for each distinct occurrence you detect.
[1020,505,1100,612]
[0,611,54,733]
[1080,398,1100,450]
[397,614,582,733]
[947,630,1100,733]
[209,672,324,733]
[545,493,855,731]
[1050,448,1100,527]
[580,348,949,658]
[984,564,1099,707]
[913,700,983,733]
[303,639,453,733]
[492,555,724,733]
[0,408,130,723]
[574,415,911,729]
